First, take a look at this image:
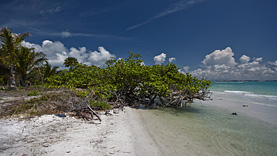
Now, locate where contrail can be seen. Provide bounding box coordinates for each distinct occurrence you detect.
[125,0,208,32]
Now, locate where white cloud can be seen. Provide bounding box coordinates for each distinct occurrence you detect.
[154,53,166,65]
[239,55,250,64]
[269,61,277,66]
[22,40,67,67]
[21,40,116,68]
[191,47,277,80]
[169,57,176,63]
[254,57,263,62]
[40,6,62,16]
[202,47,237,67]
[183,66,190,73]
[61,31,72,38]
[68,47,88,64]
[88,47,116,67]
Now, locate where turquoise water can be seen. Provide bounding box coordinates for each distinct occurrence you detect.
[139,106,277,156]
[210,81,277,95]
[138,81,277,156]
[210,81,277,106]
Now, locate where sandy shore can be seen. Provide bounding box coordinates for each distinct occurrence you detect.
[2,91,276,156]
[0,107,161,156]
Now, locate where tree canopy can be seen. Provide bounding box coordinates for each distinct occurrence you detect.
[46,52,212,107]
[0,27,30,89]
[0,27,48,88]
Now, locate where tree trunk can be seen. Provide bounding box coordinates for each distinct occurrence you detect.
[38,65,44,85]
[9,64,16,90]
[20,74,26,87]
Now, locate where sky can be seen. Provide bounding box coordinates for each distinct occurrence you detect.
[1,0,277,80]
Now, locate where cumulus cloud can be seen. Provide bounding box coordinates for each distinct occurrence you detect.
[154,53,166,65]
[88,47,115,67]
[191,47,277,80]
[269,61,277,66]
[68,47,89,64]
[239,55,250,64]
[22,40,67,67]
[21,40,116,68]
[169,57,176,63]
[183,66,190,73]
[202,47,237,67]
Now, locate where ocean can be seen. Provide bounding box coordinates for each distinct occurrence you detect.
[210,81,277,107]
[137,81,277,156]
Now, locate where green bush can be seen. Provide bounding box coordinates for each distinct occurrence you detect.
[76,90,89,97]
[28,90,39,96]
[89,100,111,110]
[40,96,48,101]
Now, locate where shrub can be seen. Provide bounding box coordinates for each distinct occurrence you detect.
[40,96,48,101]
[89,100,111,110]
[28,90,39,96]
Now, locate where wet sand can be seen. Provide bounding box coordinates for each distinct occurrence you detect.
[136,92,277,156]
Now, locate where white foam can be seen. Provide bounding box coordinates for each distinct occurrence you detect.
[223,90,277,99]
[224,90,252,94]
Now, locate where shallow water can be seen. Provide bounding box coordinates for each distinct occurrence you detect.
[138,103,277,156]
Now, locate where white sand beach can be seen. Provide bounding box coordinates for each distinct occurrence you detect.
[0,107,160,156]
[1,91,277,156]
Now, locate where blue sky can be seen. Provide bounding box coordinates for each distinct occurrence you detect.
[1,0,277,80]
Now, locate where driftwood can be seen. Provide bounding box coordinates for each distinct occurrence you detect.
[87,104,101,122]
[69,91,102,122]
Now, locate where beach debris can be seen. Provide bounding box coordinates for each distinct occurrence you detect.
[55,113,66,118]
[42,143,50,147]
[231,112,238,115]
[243,105,248,107]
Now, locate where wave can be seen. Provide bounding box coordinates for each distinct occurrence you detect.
[213,81,245,84]
[224,90,251,94]
[223,90,277,99]
[211,91,277,107]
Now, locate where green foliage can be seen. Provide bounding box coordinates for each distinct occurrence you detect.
[43,61,59,80]
[40,96,48,101]
[45,51,211,107]
[28,90,39,96]
[89,100,111,110]
[0,64,9,85]
[12,101,35,114]
[0,27,31,89]
[64,57,79,70]
[75,90,90,97]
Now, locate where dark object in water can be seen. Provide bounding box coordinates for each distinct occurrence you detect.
[231,112,237,115]
[243,105,248,107]
[55,113,66,118]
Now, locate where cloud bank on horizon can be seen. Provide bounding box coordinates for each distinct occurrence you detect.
[190,47,277,80]
[22,40,276,80]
